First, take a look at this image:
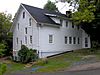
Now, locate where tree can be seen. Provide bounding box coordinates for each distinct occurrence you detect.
[0,12,12,56]
[66,0,100,45]
[66,0,96,24]
[44,0,59,12]
[0,12,12,42]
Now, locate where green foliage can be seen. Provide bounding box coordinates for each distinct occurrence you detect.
[71,0,96,24]
[0,12,12,56]
[0,12,12,42]
[0,63,7,75]
[18,45,38,63]
[44,0,58,12]
[0,43,6,57]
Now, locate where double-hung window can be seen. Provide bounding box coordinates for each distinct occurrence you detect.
[49,35,53,43]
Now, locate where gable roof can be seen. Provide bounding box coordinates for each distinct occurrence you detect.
[21,3,67,25]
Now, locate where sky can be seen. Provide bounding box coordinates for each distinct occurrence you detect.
[0,0,71,18]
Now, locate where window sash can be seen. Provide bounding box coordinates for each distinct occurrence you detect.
[73,37,76,44]
[29,18,31,26]
[69,37,72,44]
[30,35,32,44]
[25,28,27,34]
[25,36,27,44]
[23,12,25,18]
[49,35,53,43]
[65,36,67,44]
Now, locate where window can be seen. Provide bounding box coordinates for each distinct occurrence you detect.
[69,37,72,44]
[77,25,80,30]
[66,21,68,27]
[49,35,53,43]
[72,22,74,28]
[29,18,32,26]
[65,36,67,44]
[18,23,19,30]
[23,12,25,18]
[30,35,32,44]
[25,28,27,34]
[85,37,88,47]
[25,36,27,44]
[20,40,22,45]
[60,19,62,25]
[78,37,80,44]
[73,37,76,44]
[16,37,18,44]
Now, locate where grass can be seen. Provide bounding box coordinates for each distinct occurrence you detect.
[33,52,82,72]
[33,48,100,72]
[1,60,25,73]
[2,48,100,73]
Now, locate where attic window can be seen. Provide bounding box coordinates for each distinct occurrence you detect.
[29,18,31,26]
[23,12,25,19]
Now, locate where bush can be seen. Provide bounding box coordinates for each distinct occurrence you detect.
[0,63,7,75]
[18,45,38,63]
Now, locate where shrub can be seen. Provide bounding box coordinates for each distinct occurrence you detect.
[0,63,7,75]
[18,45,38,63]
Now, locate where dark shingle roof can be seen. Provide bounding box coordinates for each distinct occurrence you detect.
[22,3,67,25]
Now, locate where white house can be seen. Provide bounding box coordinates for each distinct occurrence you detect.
[11,3,91,60]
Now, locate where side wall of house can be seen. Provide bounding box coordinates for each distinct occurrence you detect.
[38,20,84,58]
[13,7,38,60]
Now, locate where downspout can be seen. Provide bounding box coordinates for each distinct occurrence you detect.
[37,23,40,58]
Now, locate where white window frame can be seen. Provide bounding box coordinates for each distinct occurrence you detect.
[73,37,76,44]
[23,12,25,19]
[25,28,27,34]
[66,21,68,27]
[16,37,18,45]
[65,36,67,44]
[25,36,27,44]
[69,37,72,44]
[29,18,32,26]
[49,35,53,43]
[30,35,32,44]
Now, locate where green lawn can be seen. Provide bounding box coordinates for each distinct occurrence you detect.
[34,52,82,72]
[2,60,25,73]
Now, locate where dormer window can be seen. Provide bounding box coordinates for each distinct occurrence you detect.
[23,12,25,19]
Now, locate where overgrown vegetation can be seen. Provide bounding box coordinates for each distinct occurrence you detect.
[18,45,38,63]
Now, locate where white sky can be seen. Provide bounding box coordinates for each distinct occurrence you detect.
[0,0,71,18]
